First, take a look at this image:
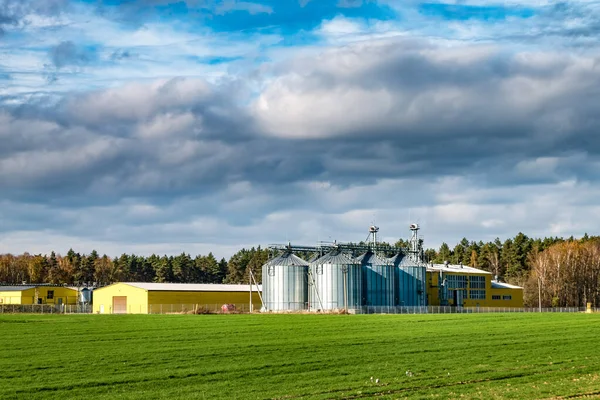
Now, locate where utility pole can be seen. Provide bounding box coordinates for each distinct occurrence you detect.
[249,268,265,310]
[538,276,542,313]
[249,268,253,313]
[342,265,348,313]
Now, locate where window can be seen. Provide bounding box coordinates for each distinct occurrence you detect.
[470,290,486,300]
[503,295,512,300]
[492,295,501,300]
[47,290,54,300]
[470,276,486,289]
[446,275,467,289]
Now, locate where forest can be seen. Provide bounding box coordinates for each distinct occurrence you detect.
[1,233,599,307]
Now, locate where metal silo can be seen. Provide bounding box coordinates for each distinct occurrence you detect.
[309,250,362,311]
[80,288,92,304]
[389,253,427,306]
[262,252,309,311]
[357,252,395,307]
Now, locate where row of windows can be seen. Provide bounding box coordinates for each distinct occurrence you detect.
[446,275,467,289]
[446,274,485,289]
[469,290,486,300]
[492,295,512,300]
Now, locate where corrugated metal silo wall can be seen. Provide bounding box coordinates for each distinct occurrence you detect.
[363,263,395,306]
[309,263,362,310]
[396,266,427,306]
[262,263,308,311]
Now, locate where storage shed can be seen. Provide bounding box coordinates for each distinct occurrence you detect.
[0,285,78,305]
[92,282,262,314]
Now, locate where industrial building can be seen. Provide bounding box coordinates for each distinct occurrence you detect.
[93,282,262,314]
[0,285,79,305]
[426,263,523,308]
[262,225,523,312]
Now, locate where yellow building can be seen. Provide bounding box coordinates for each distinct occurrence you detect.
[489,281,524,308]
[93,282,263,314]
[0,285,79,305]
[426,263,523,308]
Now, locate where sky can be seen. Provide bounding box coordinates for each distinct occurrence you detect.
[2,0,600,259]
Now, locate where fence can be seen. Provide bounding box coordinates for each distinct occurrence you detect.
[147,303,254,314]
[0,304,92,314]
[353,306,594,314]
[1,303,598,315]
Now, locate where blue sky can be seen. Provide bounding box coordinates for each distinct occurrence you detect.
[2,0,600,258]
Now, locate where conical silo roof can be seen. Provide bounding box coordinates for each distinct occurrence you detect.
[266,252,309,267]
[390,253,421,267]
[312,250,358,265]
[389,253,417,267]
[355,251,390,266]
[388,253,404,265]
[308,252,321,263]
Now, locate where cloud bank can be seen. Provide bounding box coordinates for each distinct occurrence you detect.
[1,0,600,257]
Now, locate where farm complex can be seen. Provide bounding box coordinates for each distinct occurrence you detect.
[0,226,524,314]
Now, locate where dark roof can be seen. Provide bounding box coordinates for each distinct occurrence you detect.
[0,286,36,292]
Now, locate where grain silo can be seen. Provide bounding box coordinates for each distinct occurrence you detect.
[309,250,362,311]
[389,253,427,306]
[357,251,395,307]
[262,252,309,311]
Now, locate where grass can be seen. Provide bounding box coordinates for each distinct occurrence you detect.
[1,313,600,399]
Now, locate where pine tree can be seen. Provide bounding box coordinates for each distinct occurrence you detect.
[436,243,452,263]
[155,256,174,283]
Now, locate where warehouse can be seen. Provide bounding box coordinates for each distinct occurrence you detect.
[426,262,523,308]
[0,285,79,305]
[93,282,262,314]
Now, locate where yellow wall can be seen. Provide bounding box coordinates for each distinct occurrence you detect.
[147,291,262,313]
[92,283,263,314]
[489,287,524,308]
[426,272,440,306]
[426,271,524,308]
[0,287,78,305]
[92,283,148,314]
[0,291,23,304]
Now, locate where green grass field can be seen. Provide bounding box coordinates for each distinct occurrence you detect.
[1,313,600,399]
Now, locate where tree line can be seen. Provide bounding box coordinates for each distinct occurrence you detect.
[0,248,268,287]
[1,233,600,307]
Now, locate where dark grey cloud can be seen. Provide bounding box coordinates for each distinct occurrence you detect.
[110,49,136,61]
[48,41,99,69]
[3,36,600,254]
[4,38,600,204]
